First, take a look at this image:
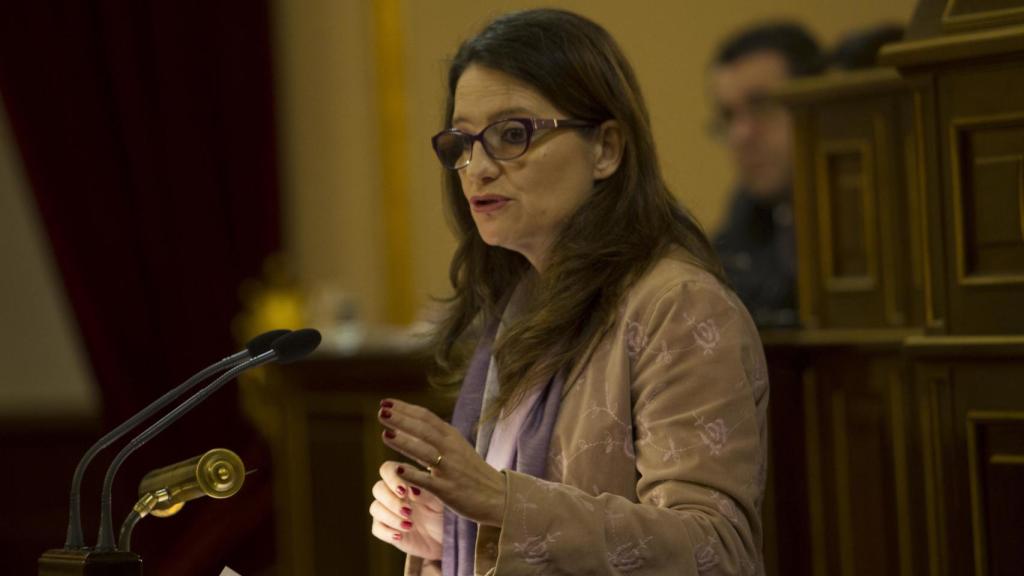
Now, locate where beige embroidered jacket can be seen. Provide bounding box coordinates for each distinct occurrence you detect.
[408,249,769,575]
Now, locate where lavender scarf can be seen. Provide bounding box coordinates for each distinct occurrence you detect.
[441,318,565,576]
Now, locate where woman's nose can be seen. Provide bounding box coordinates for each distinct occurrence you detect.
[463,140,500,183]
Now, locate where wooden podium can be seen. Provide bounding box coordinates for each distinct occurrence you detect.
[762,1,1024,574]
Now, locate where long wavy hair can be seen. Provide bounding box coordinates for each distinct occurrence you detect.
[430,9,724,419]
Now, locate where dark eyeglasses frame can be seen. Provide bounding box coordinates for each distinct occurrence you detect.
[431,117,597,170]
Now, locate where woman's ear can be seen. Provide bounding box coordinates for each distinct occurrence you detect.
[592,119,624,180]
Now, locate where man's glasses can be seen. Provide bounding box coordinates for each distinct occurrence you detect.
[431,117,596,170]
[707,94,785,139]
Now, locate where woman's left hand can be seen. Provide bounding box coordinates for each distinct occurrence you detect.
[378,398,507,527]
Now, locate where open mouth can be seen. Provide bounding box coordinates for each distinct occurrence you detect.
[470,195,510,213]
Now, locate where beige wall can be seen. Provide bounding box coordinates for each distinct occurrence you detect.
[277,0,917,326]
[0,100,97,417]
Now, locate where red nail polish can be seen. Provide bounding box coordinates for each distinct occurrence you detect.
[401,506,412,517]
[401,520,413,529]
[384,429,396,439]
[396,466,405,475]
[411,486,421,496]
[380,409,392,419]
[396,485,407,496]
[380,400,394,408]
[392,533,402,541]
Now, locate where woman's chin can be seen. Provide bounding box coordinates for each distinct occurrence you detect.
[475,227,507,248]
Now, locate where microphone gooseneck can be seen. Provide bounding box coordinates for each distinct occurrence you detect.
[62,329,291,549]
[95,329,320,550]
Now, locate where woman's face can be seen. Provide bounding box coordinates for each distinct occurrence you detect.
[452,65,599,270]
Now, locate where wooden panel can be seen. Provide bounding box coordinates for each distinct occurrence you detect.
[801,352,911,576]
[966,412,1024,576]
[902,85,947,332]
[780,70,930,331]
[951,117,1024,282]
[819,142,875,285]
[915,356,1024,576]
[761,346,813,576]
[942,0,1024,31]
[939,60,1024,334]
[946,0,1024,15]
[793,110,821,329]
[795,89,923,329]
[914,363,955,576]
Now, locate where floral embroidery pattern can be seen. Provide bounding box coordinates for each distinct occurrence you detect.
[655,340,673,365]
[512,533,560,565]
[574,401,636,462]
[694,538,720,573]
[638,405,754,465]
[511,490,563,566]
[693,318,721,355]
[696,415,729,455]
[607,536,653,571]
[660,435,691,463]
[710,490,741,525]
[624,319,648,359]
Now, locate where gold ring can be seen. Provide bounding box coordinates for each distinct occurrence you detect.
[434,454,444,467]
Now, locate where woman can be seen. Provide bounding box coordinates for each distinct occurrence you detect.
[369,9,768,575]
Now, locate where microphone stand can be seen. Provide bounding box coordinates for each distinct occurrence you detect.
[96,349,278,551]
[38,329,318,576]
[38,354,273,576]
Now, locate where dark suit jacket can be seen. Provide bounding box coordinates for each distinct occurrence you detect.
[712,188,798,327]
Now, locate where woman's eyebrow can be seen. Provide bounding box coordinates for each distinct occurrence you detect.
[451,106,536,127]
[486,106,534,122]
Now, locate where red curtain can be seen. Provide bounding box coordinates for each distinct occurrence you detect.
[1,1,281,573]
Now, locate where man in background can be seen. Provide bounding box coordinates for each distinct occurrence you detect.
[709,23,823,327]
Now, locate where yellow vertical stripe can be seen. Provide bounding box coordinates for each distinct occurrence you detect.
[373,0,414,324]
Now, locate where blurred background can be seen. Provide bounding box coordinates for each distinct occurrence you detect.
[1,0,915,574]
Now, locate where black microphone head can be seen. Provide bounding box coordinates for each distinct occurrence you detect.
[272,328,322,363]
[246,329,292,357]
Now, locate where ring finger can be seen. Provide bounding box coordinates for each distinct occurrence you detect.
[383,428,441,470]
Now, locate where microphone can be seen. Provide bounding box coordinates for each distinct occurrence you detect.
[95,328,321,550]
[62,329,291,549]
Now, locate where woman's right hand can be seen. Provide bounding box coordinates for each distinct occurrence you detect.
[369,461,444,560]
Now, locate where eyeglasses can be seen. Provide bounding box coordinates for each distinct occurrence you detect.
[431,117,596,170]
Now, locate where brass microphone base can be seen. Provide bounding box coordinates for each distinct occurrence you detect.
[39,548,142,576]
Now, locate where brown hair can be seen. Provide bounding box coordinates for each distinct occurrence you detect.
[430,9,724,418]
